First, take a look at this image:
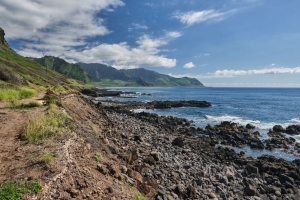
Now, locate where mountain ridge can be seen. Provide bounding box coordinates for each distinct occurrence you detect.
[79,63,204,87]
[31,56,91,83]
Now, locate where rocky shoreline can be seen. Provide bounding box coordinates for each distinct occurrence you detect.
[92,97,300,200]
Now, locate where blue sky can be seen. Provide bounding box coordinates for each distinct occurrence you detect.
[0,0,300,87]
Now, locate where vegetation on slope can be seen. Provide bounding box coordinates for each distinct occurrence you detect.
[0,29,91,102]
[32,56,91,83]
[80,63,204,87]
[121,68,203,87]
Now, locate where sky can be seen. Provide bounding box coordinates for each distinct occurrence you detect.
[0,0,300,87]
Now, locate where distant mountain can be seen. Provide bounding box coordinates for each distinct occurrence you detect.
[79,63,204,87]
[121,68,203,87]
[31,56,91,83]
[79,63,152,86]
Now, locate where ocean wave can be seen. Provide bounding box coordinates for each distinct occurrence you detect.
[204,115,260,125]
[290,118,300,123]
[202,115,300,130]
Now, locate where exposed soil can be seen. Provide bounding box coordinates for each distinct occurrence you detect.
[0,93,139,199]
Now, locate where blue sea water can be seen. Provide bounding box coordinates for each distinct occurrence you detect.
[98,87,300,160]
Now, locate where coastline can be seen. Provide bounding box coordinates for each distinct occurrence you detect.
[99,97,300,199]
[85,88,300,199]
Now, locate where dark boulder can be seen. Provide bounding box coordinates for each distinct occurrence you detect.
[246,123,256,129]
[172,137,185,147]
[286,125,300,135]
[273,125,286,133]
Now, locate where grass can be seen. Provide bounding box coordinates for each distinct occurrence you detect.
[0,181,42,200]
[0,87,37,102]
[94,152,102,163]
[21,101,41,108]
[22,104,69,144]
[135,193,146,200]
[41,152,57,163]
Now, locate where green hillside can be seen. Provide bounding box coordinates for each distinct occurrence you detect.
[121,68,204,87]
[80,63,204,87]
[32,56,91,83]
[0,28,87,102]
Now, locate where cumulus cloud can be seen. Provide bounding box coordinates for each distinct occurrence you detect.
[173,9,235,26]
[65,32,179,69]
[0,0,124,40]
[183,62,195,69]
[0,0,181,69]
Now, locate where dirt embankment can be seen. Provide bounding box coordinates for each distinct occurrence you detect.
[0,94,142,199]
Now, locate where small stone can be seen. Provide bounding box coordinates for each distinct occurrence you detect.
[275,190,281,197]
[244,185,256,196]
[207,192,218,199]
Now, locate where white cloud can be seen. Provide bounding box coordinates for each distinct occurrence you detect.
[173,9,235,26]
[183,62,195,69]
[213,67,300,77]
[63,32,179,69]
[130,23,148,31]
[166,31,182,38]
[0,0,181,69]
[0,0,124,40]
[169,66,300,79]
[204,53,210,56]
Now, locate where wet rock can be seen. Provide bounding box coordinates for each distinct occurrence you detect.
[246,124,256,129]
[273,125,286,133]
[286,125,300,135]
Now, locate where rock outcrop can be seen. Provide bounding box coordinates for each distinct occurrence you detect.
[0,28,5,45]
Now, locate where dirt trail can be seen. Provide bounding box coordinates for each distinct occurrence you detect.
[0,92,45,182]
[0,91,46,109]
[0,109,26,181]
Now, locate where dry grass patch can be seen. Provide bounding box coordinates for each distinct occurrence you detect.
[22,104,69,144]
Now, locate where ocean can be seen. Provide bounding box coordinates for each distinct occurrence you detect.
[98,87,300,160]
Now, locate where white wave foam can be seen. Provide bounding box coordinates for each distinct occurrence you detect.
[204,115,260,125]
[203,115,300,130]
[290,118,300,123]
[134,109,147,113]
